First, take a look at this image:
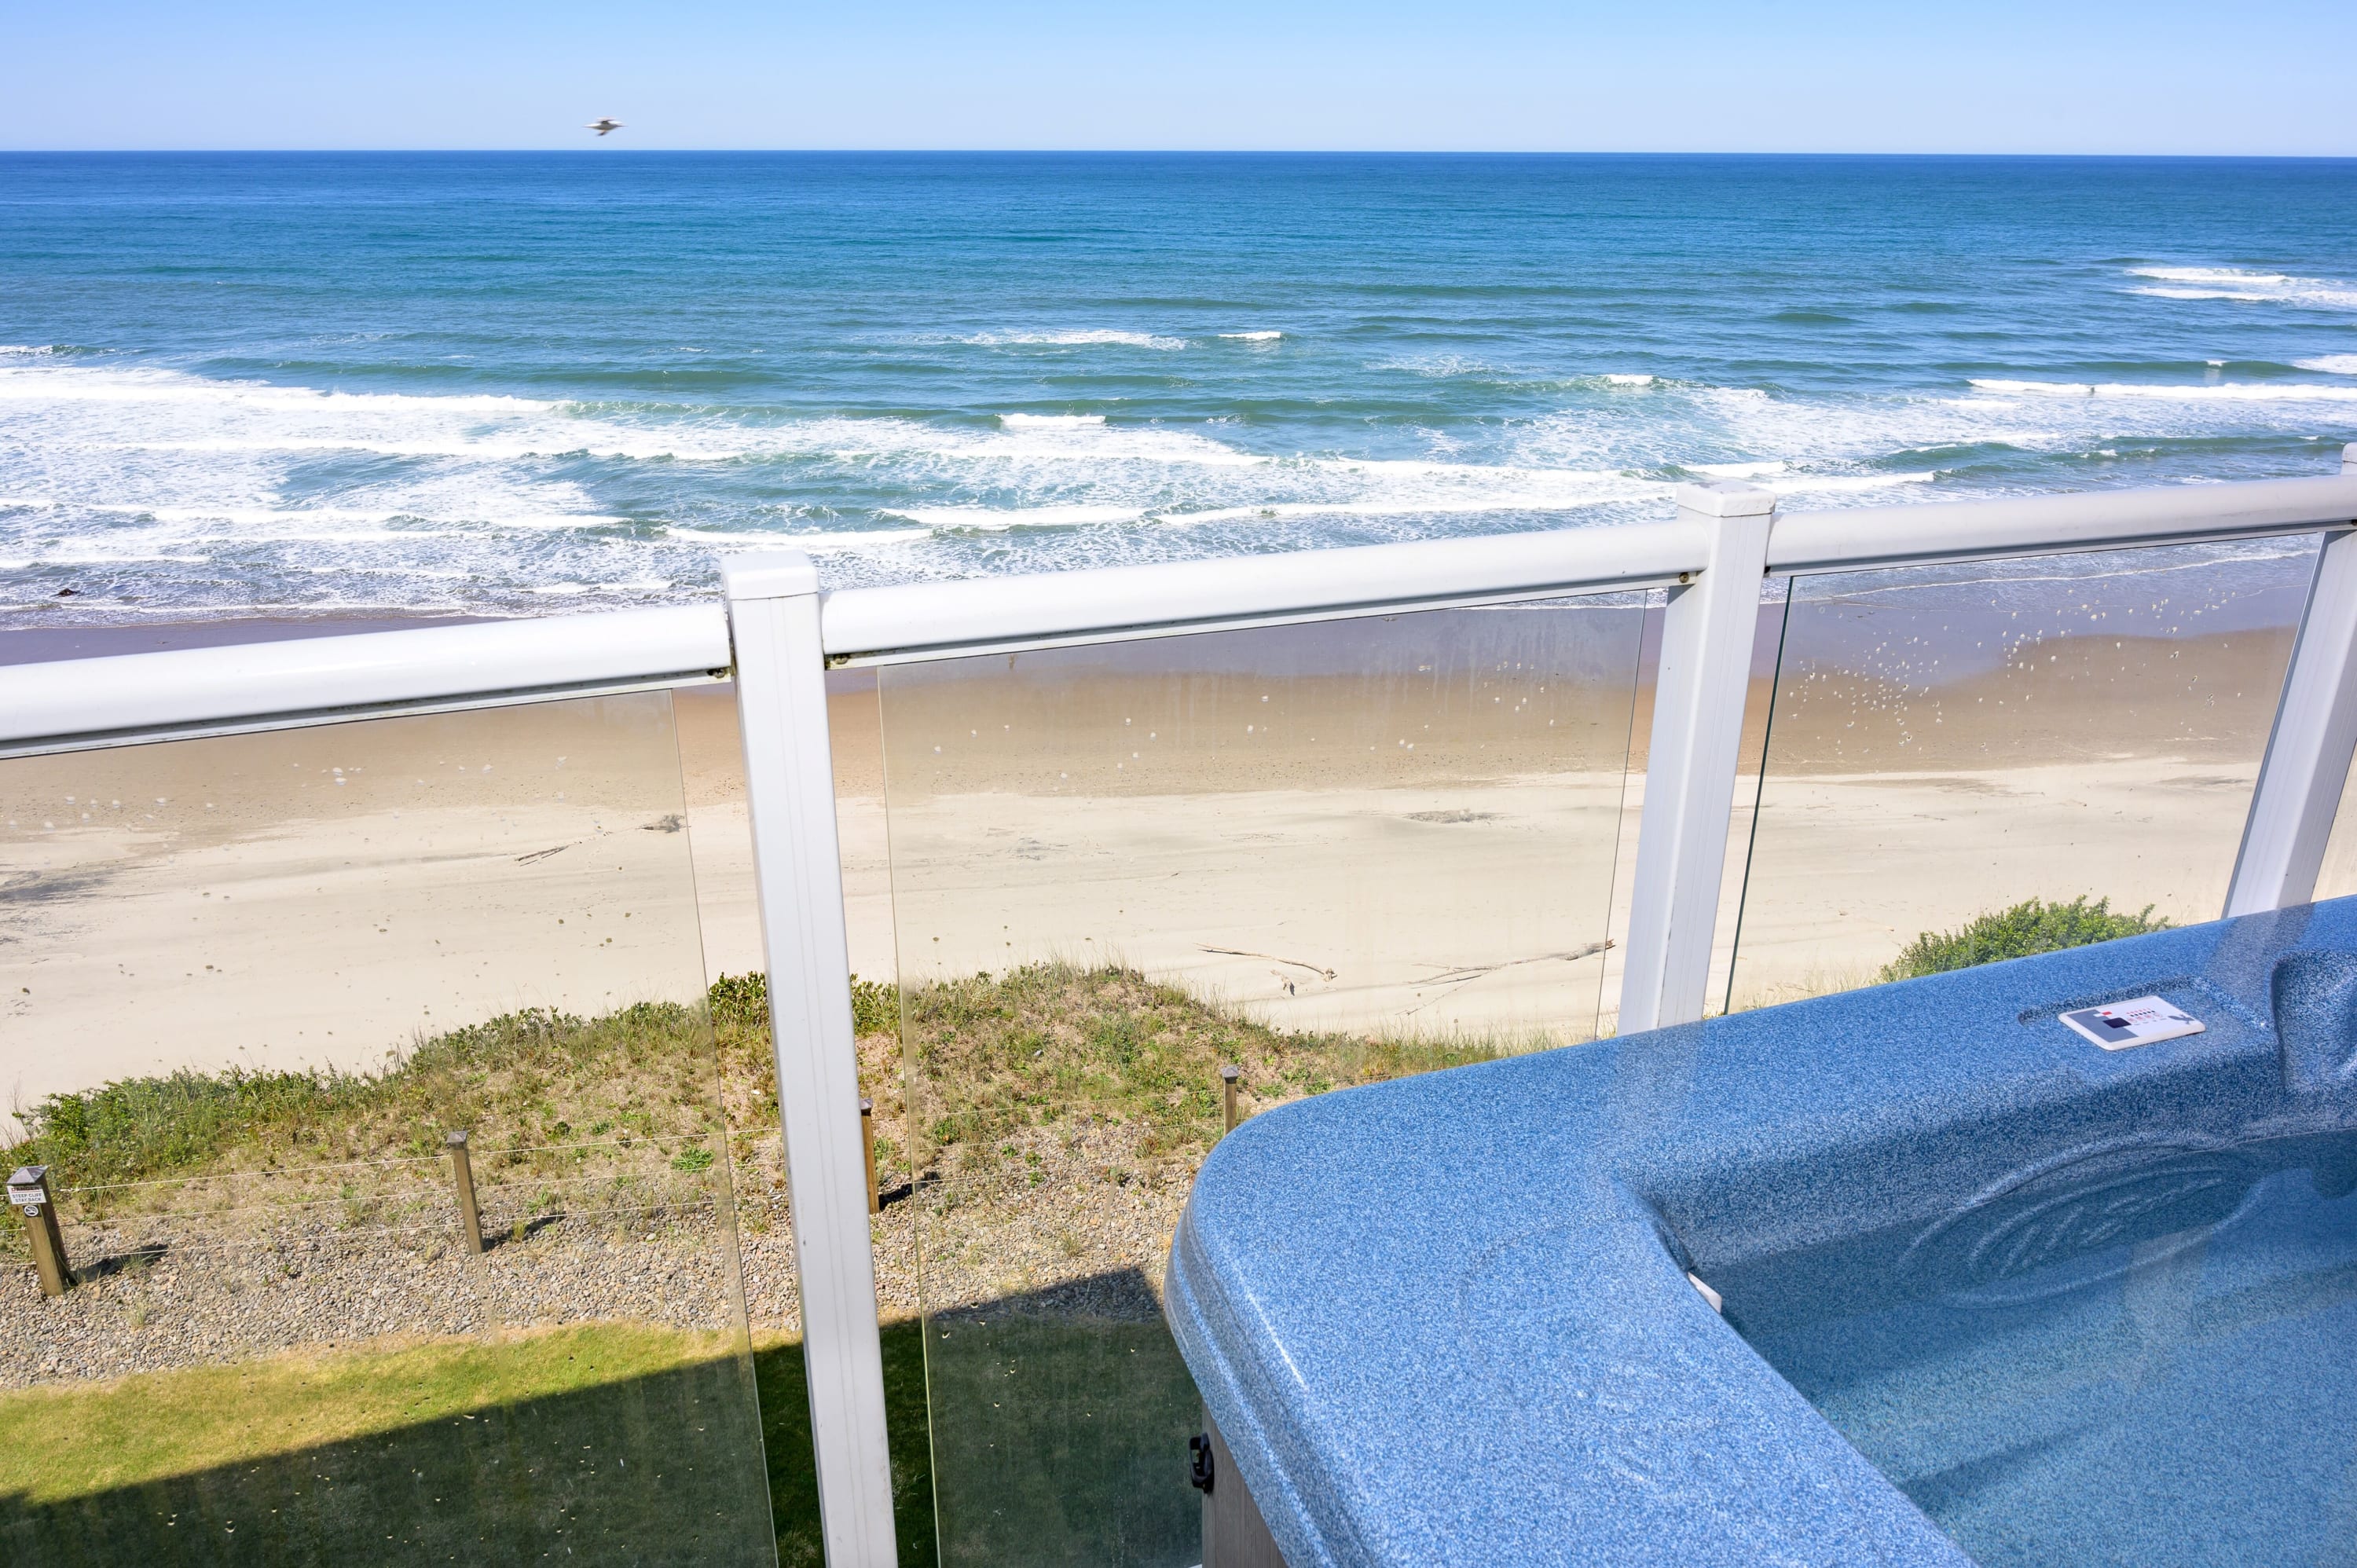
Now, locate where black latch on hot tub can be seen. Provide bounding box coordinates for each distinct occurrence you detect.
[1189,1431,1215,1494]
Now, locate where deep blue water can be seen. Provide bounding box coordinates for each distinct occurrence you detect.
[2,153,2354,621]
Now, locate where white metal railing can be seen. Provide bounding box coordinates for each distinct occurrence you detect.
[5,450,2357,1563]
[0,603,730,756]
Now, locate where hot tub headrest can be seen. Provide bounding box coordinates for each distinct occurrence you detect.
[2271,948,2357,1093]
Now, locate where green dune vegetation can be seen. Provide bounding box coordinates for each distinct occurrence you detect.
[1,899,2162,1565]
[0,964,1512,1567]
[1877,896,2172,983]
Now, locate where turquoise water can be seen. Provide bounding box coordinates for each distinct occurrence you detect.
[1739,1146,2357,1566]
[2,153,2355,621]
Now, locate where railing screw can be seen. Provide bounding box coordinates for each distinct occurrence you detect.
[7,1167,71,1296]
[1219,1064,1241,1136]
[859,1098,879,1214]
[446,1131,484,1255]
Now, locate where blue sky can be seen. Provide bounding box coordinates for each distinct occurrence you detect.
[5,0,2355,154]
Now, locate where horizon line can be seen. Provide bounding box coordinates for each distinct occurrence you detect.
[5,148,2357,160]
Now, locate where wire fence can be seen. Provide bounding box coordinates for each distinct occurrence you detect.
[41,1196,733,1264]
[47,1127,736,1198]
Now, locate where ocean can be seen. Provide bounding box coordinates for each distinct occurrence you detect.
[2,152,2354,626]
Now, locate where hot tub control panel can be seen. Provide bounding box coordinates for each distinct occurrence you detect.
[2057,995,2205,1050]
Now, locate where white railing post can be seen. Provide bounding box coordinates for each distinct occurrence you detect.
[1618,482,1777,1033]
[723,552,898,1566]
[2224,445,2357,916]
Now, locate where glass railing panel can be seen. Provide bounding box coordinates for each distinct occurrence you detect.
[2308,753,2357,903]
[876,599,1646,1566]
[1727,537,2316,1009]
[670,669,937,1563]
[0,691,778,1567]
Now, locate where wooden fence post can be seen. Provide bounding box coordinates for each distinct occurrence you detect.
[859,1098,879,1215]
[7,1167,70,1296]
[446,1131,484,1255]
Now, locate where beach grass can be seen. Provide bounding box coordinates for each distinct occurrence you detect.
[1878,896,2172,983]
[900,962,1519,1185]
[4,963,1540,1218]
[4,1001,728,1204]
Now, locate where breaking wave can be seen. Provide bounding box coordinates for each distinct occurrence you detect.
[5,345,2352,617]
[2127,266,2357,312]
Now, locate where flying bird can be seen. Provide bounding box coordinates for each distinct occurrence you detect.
[586,118,624,136]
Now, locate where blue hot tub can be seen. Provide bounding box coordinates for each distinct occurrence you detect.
[1164,900,2357,1566]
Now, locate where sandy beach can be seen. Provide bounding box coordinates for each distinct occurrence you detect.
[0,691,715,1122]
[2,599,2317,1127]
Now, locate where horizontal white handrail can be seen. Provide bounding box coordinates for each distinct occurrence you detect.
[0,604,730,754]
[818,472,2357,662]
[816,516,1706,661]
[1765,472,2357,574]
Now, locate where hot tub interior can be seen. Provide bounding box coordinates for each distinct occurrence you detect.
[1721,1131,2357,1568]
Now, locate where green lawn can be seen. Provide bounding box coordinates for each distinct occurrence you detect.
[0,1320,942,1568]
[0,1310,1193,1568]
[761,1320,939,1568]
[922,1311,1201,1568]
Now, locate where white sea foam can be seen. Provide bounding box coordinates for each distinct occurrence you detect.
[963,330,1186,350]
[1376,354,1501,379]
[2126,266,2357,311]
[3,500,621,540]
[0,365,554,413]
[881,504,1146,530]
[1970,377,2357,403]
[8,347,2348,617]
[1604,374,1657,387]
[2297,355,2357,376]
[658,522,932,550]
[1219,331,1284,342]
[753,528,934,553]
[1763,471,1937,494]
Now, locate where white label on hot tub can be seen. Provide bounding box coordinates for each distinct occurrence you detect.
[2059,996,2205,1050]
